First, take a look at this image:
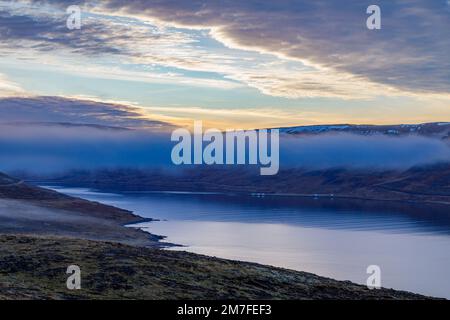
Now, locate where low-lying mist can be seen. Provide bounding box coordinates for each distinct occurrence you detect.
[0,125,449,175]
[280,134,450,170]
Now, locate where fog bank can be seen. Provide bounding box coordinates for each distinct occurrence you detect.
[0,125,449,174]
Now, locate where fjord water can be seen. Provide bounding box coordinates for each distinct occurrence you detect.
[47,186,450,298]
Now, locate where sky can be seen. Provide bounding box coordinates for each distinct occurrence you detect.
[0,0,449,129]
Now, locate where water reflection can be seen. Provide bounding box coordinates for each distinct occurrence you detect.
[53,188,450,235]
[44,186,450,298]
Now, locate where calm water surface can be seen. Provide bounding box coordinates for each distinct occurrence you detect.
[45,186,450,298]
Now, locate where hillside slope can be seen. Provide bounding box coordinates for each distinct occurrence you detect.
[39,164,450,204]
[0,235,434,300]
[0,172,160,246]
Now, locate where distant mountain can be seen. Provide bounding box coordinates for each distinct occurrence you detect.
[277,122,450,139]
[0,172,20,185]
[34,163,450,204]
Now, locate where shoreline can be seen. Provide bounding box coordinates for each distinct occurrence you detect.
[35,182,450,207]
[2,181,446,298]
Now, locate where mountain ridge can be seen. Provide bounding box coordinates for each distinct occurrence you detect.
[30,163,450,205]
[276,122,450,139]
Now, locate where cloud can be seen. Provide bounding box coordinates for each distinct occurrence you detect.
[0,95,174,172]
[88,0,450,95]
[0,120,448,174]
[0,95,373,131]
[0,96,172,129]
[0,7,124,55]
[225,66,398,99]
[3,1,447,99]
[281,133,450,170]
[0,2,243,90]
[0,125,174,173]
[0,73,25,97]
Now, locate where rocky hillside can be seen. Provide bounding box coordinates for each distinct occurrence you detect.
[0,235,434,300]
